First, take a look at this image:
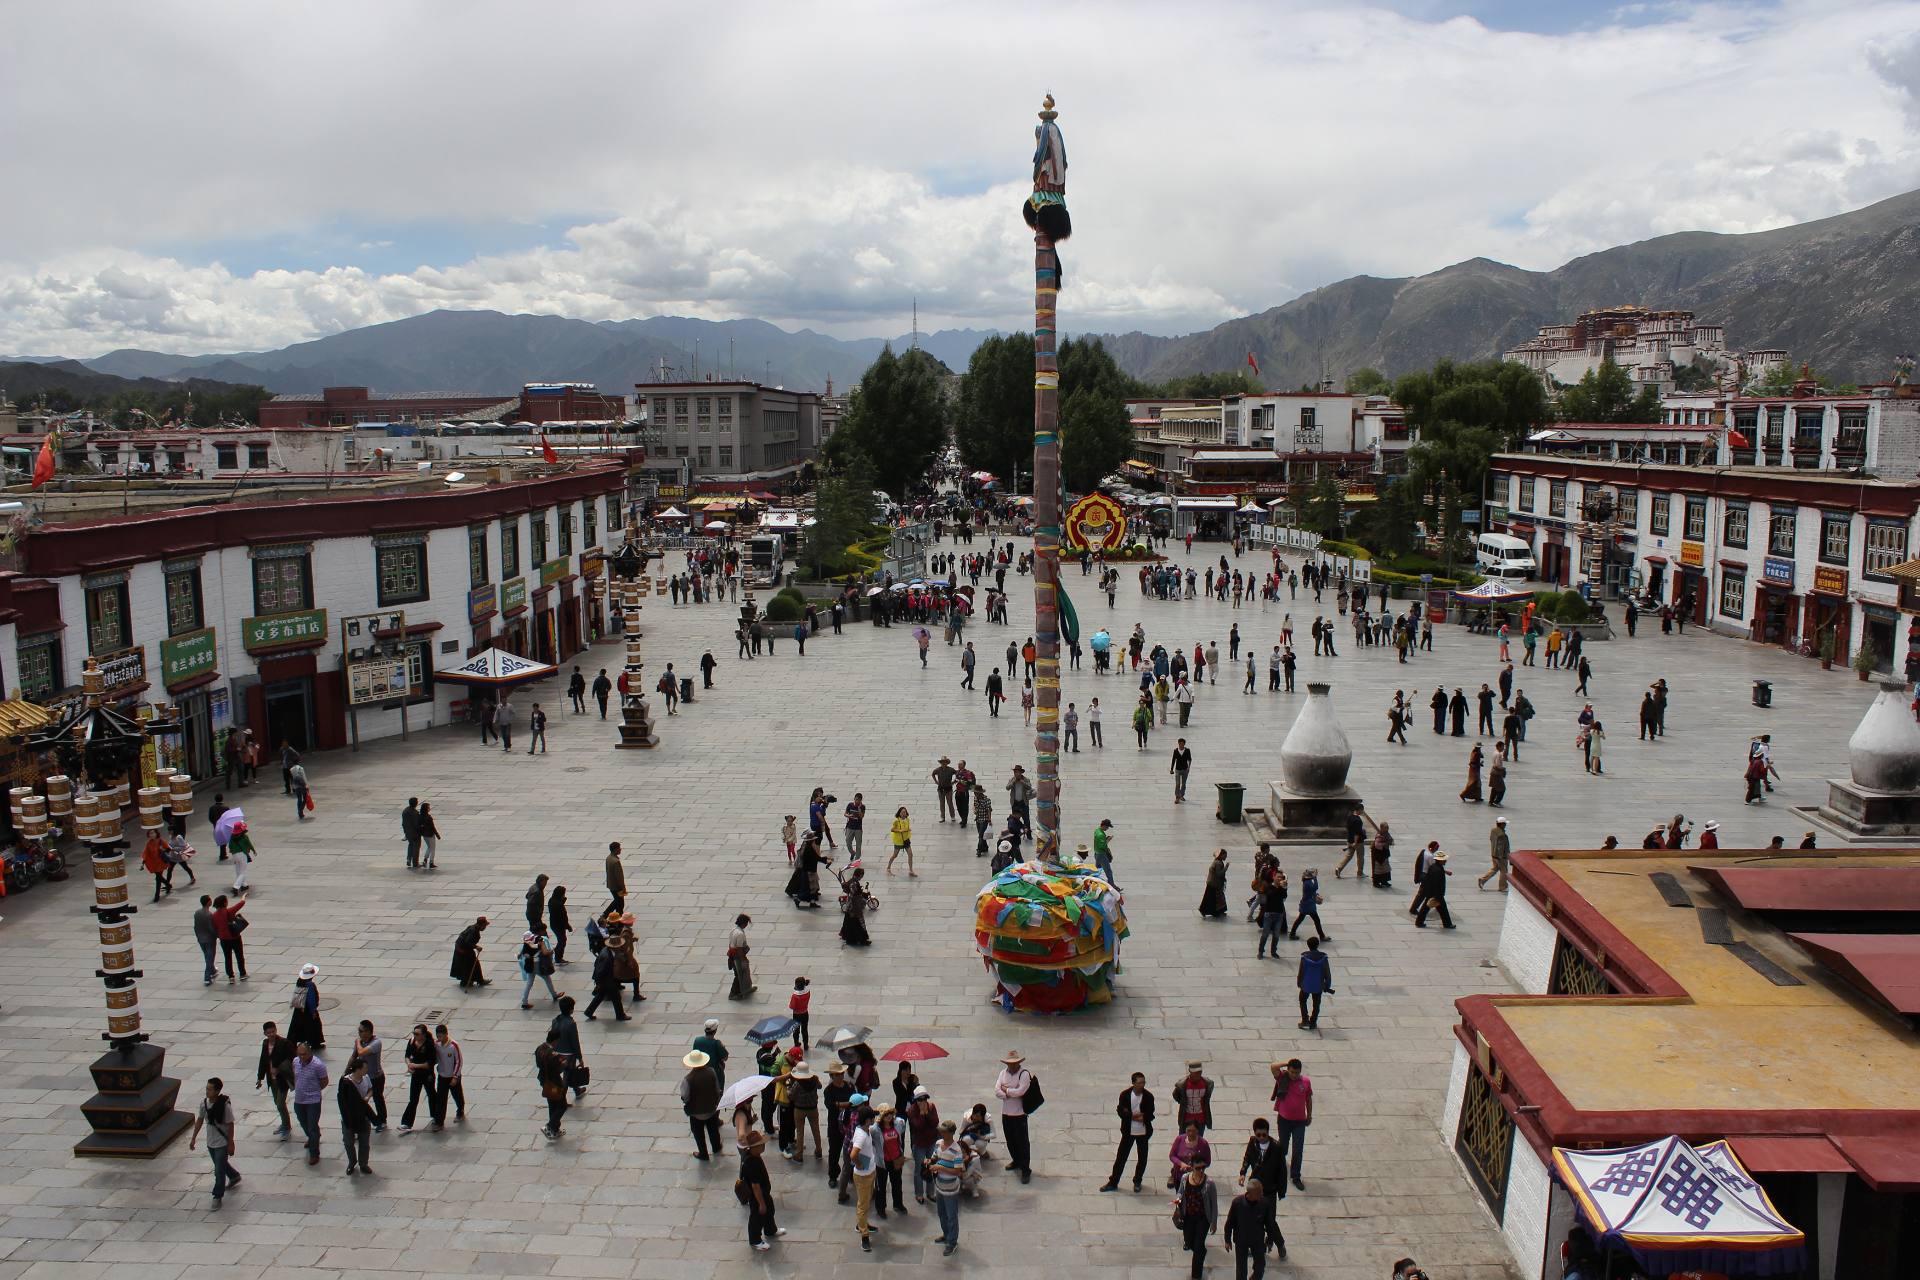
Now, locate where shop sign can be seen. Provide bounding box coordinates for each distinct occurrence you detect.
[159,628,217,688]
[1680,541,1706,568]
[1488,505,1509,524]
[346,657,411,706]
[580,549,606,577]
[539,556,571,587]
[1762,557,1795,587]
[501,578,527,612]
[96,644,147,697]
[657,484,687,500]
[468,582,497,623]
[243,608,328,652]
[1813,565,1849,596]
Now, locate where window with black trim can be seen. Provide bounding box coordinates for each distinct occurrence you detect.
[375,541,429,606]
[531,513,548,565]
[1720,568,1746,619]
[17,633,62,702]
[1517,476,1534,514]
[252,551,312,614]
[501,520,520,579]
[247,443,270,469]
[1548,479,1566,519]
[165,565,204,635]
[558,508,573,558]
[1616,488,1638,526]
[1722,503,1749,549]
[1864,520,1909,579]
[402,638,435,706]
[1768,509,1796,555]
[85,580,131,654]
[1650,494,1670,536]
[1820,511,1850,566]
[216,444,238,470]
[469,526,488,588]
[1684,496,1707,541]
[583,501,599,547]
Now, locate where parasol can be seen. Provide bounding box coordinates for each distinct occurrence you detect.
[815,1023,874,1052]
[866,586,885,597]
[705,520,730,531]
[890,583,910,592]
[718,1074,774,1112]
[745,1015,799,1044]
[879,1041,949,1063]
[912,627,930,642]
[214,807,247,844]
[434,647,558,689]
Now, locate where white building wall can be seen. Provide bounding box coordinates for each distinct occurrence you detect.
[1496,889,1559,994]
[1441,1038,1470,1144]
[1502,1133,1553,1278]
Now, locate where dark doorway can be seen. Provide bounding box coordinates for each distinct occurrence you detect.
[264,678,314,753]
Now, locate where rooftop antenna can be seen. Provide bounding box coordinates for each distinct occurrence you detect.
[730,338,735,379]
[693,338,700,380]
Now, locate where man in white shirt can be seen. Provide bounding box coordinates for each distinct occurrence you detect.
[848,1102,880,1252]
[994,1049,1033,1183]
[1100,1070,1155,1193]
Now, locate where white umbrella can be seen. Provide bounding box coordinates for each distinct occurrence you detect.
[890,582,910,592]
[718,1074,774,1113]
[705,520,730,531]
[866,586,885,597]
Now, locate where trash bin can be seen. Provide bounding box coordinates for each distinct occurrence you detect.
[680,676,696,703]
[1216,782,1246,825]
[1752,679,1772,709]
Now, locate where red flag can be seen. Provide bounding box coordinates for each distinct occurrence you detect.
[1247,351,1261,377]
[540,433,559,465]
[1727,429,1751,449]
[30,435,55,488]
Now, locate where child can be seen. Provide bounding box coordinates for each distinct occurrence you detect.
[782,815,798,865]
[958,1103,995,1196]
[789,977,811,1048]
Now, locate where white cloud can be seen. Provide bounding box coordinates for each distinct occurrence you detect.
[0,0,1915,357]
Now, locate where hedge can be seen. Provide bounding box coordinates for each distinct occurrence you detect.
[763,594,806,622]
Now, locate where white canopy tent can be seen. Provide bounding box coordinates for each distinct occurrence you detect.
[434,647,558,689]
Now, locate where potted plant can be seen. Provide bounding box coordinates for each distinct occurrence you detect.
[1853,638,1879,682]
[1818,627,1836,671]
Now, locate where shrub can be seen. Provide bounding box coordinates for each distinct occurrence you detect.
[1321,539,1371,561]
[762,593,806,623]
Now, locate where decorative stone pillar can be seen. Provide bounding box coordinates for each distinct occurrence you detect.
[615,579,658,750]
[74,836,190,1157]
[1262,683,1366,842]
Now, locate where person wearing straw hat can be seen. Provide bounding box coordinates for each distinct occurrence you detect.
[679,1050,723,1159]
[288,964,324,1052]
[785,1061,821,1164]
[1698,820,1721,849]
[994,1049,1034,1183]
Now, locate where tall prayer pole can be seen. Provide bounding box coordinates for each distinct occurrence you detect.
[1026,95,1071,864]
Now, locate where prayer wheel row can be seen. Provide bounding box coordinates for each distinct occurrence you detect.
[91,847,143,1040]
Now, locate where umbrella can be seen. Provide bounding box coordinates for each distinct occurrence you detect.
[879,1040,949,1063]
[745,1015,798,1045]
[705,520,730,531]
[214,807,247,844]
[815,1023,874,1052]
[655,505,689,519]
[866,586,885,597]
[718,1074,774,1112]
[434,647,559,689]
[956,584,976,596]
[912,627,931,642]
[890,582,910,592]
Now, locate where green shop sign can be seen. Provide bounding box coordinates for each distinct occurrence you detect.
[242,608,328,652]
[501,578,527,611]
[160,627,218,687]
[539,556,570,587]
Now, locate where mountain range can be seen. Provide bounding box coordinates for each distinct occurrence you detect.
[11,187,1918,399]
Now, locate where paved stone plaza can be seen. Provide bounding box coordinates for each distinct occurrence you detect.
[0,543,1878,1280]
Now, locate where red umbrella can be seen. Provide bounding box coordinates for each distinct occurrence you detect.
[879,1040,949,1063]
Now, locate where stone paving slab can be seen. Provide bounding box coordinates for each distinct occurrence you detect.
[0,542,1878,1279]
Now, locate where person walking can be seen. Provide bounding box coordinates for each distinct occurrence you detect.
[527,703,548,754]
[727,913,755,998]
[397,1024,439,1133]
[290,1040,328,1166]
[1296,938,1333,1030]
[932,756,957,823]
[1175,1167,1219,1279]
[432,1024,465,1128]
[548,885,572,966]
[1172,1060,1215,1136]
[1479,818,1511,891]
[518,931,560,1009]
[192,894,219,985]
[1256,869,1289,959]
[535,1026,572,1141]
[451,916,489,989]
[496,696,514,751]
[1170,739,1193,804]
[525,873,549,936]
[1006,766,1034,838]
[1288,867,1327,942]
[289,761,310,822]
[348,1020,388,1133]
[995,1049,1034,1183]
[1237,1119,1290,1254]
[984,665,1004,716]
[1414,852,1454,928]
[188,1077,241,1208]
[1092,818,1119,885]
[1087,697,1103,748]
[1063,701,1080,752]
[1132,696,1153,749]
[568,665,587,714]
[550,995,588,1101]
[740,1130,784,1251]
[1269,1059,1312,1191]
[887,807,915,877]
[591,668,612,718]
[337,1058,374,1174]
[605,841,626,914]
[583,941,629,1021]
[401,797,422,869]
[824,1062,855,1189]
[929,1120,966,1253]
[255,1020,294,1138]
[1225,1178,1273,1278]
[1199,848,1230,918]
[1100,1070,1156,1193]
[681,1049,724,1159]
[280,740,301,793]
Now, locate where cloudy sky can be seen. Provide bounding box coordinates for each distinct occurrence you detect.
[3,0,1916,357]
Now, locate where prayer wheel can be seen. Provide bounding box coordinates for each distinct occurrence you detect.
[90,846,129,911]
[167,773,193,816]
[137,787,167,830]
[45,775,72,817]
[9,784,31,821]
[98,919,134,975]
[72,792,102,841]
[17,793,48,840]
[102,781,131,810]
[94,806,123,845]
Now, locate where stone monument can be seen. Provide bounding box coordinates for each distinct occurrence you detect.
[1263,682,1365,842]
[1807,680,1920,837]
[614,577,659,749]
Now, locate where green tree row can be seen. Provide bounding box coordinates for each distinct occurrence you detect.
[19,380,273,428]
[952,334,1135,494]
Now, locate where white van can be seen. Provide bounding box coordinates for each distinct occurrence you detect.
[1476,532,1537,580]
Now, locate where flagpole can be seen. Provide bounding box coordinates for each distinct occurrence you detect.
[1027,95,1071,865]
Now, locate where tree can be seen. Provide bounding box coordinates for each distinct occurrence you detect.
[1556,357,1659,423]
[1671,360,1716,393]
[1059,385,1131,494]
[825,345,949,498]
[1392,358,1546,448]
[1750,361,1856,395]
[802,448,878,577]
[955,333,1032,489]
[1345,367,1390,396]
[1298,475,1345,538]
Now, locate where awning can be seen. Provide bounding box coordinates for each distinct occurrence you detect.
[1727,1136,1851,1176]
[655,505,689,519]
[433,647,558,688]
[1552,1137,1806,1276]
[1452,580,1534,603]
[1175,497,1238,510]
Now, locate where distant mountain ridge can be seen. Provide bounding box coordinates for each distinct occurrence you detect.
[30,187,1920,395]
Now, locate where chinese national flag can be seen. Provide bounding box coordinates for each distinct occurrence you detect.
[30,434,55,488]
[1246,351,1261,377]
[540,433,559,465]
[1728,429,1751,449]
